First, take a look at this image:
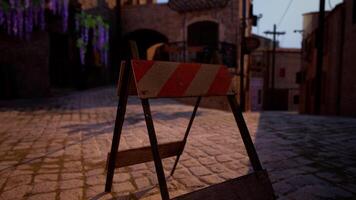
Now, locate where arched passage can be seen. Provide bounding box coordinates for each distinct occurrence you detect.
[187,21,220,64]
[188,21,219,48]
[122,29,168,59]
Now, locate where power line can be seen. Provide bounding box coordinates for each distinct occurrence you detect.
[328,0,333,9]
[277,0,294,27]
[264,24,286,110]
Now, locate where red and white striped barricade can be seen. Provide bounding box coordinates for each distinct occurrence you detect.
[105,60,275,200]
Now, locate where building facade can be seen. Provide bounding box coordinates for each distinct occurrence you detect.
[300,0,356,117]
[0,0,253,109]
[250,35,301,111]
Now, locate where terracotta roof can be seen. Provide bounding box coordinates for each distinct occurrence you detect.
[168,0,230,12]
[274,48,301,53]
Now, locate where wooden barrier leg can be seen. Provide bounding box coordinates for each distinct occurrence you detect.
[141,99,170,200]
[227,95,263,171]
[170,96,201,176]
[105,63,131,192]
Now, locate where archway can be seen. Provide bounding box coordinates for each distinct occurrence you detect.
[187,21,219,63]
[122,29,168,59]
[187,21,219,48]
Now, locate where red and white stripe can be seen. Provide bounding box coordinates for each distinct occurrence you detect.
[131,60,237,99]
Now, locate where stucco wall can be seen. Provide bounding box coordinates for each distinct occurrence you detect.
[273,50,301,90]
[121,1,240,44]
[0,32,50,98]
[300,1,356,117]
[340,0,356,116]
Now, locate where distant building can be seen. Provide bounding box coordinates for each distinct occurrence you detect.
[122,0,157,5]
[267,48,301,111]
[249,34,274,111]
[300,0,356,117]
[250,34,301,111]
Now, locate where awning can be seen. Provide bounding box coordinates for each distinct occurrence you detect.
[168,0,230,13]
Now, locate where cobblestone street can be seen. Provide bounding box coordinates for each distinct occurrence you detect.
[0,86,355,200]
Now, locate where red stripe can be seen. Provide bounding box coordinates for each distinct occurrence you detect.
[207,66,232,95]
[158,63,201,97]
[131,60,155,82]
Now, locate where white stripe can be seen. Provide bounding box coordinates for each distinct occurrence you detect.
[136,61,178,98]
[184,64,221,97]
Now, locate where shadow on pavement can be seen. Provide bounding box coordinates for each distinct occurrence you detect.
[253,112,356,199]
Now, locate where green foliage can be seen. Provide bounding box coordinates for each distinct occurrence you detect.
[0,0,41,11]
[76,12,108,29]
[0,0,10,13]
[76,38,86,52]
[32,0,42,7]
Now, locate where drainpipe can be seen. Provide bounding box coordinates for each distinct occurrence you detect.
[314,0,325,114]
[239,0,247,111]
[336,4,346,115]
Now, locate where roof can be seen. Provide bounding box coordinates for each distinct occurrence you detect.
[257,48,301,53]
[252,34,273,42]
[168,0,230,12]
[302,3,344,38]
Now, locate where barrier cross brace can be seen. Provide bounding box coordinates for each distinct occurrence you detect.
[104,60,274,200]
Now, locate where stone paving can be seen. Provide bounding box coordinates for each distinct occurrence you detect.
[0,86,356,200]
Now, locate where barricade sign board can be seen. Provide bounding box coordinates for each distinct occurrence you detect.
[105,58,275,200]
[131,60,236,98]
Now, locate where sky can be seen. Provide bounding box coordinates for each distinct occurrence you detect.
[157,0,343,48]
[252,0,343,48]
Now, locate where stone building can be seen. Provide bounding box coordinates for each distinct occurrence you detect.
[268,48,301,111]
[0,0,254,108]
[249,34,273,111]
[300,0,356,117]
[250,35,301,111]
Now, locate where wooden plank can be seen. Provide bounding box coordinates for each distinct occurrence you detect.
[173,170,275,200]
[116,61,138,96]
[108,141,184,168]
[117,41,141,96]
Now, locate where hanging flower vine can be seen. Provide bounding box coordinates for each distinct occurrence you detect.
[75,12,109,66]
[1,0,111,66]
[0,0,69,39]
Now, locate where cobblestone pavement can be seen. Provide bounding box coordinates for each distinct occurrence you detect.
[0,86,356,200]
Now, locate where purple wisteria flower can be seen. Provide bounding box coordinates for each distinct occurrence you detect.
[80,47,85,65]
[33,7,38,27]
[75,13,110,66]
[39,7,46,31]
[9,0,15,8]
[0,8,4,25]
[0,0,84,39]
[24,0,30,8]
[7,12,12,35]
[62,0,69,32]
[12,10,18,36]
[18,8,23,38]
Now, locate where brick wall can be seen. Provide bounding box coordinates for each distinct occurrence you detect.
[340,0,356,116]
[0,32,50,98]
[121,0,240,44]
[273,50,301,90]
[300,1,356,117]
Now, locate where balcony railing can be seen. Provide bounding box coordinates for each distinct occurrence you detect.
[159,41,236,68]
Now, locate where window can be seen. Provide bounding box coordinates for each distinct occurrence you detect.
[258,90,262,104]
[296,72,302,84]
[293,95,300,105]
[279,68,286,78]
[353,0,356,24]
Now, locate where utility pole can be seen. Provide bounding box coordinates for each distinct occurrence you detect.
[315,0,325,114]
[264,24,285,109]
[239,0,247,112]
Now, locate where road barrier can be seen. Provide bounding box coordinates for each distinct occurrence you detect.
[105,43,275,200]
